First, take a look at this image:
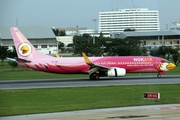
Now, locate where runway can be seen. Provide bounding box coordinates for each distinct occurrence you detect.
[0,75,180,90]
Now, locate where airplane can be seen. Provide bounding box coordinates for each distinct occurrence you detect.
[9,27,176,80]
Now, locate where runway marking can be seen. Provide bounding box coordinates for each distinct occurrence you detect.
[90,115,149,120]
[107,115,149,119]
[91,112,180,120]
[159,106,180,110]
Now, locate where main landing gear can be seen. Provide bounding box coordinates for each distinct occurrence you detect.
[89,73,100,80]
[157,73,161,78]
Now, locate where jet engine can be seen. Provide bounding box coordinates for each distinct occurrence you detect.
[107,68,126,77]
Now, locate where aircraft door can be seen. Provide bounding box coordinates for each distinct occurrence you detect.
[156,58,160,70]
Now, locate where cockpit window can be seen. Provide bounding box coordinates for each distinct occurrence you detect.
[161,60,169,63]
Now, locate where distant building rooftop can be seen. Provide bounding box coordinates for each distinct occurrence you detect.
[0,26,55,39]
[52,27,87,36]
[111,31,180,39]
[55,27,87,31]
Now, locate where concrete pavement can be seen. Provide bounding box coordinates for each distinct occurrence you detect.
[1,104,180,120]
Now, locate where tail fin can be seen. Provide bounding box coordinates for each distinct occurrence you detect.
[10,27,52,59]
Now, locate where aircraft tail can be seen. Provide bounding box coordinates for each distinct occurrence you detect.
[10,27,52,59]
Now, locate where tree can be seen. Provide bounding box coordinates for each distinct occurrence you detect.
[52,29,66,36]
[141,47,148,56]
[106,38,144,56]
[91,46,103,56]
[150,46,180,65]
[58,41,65,53]
[156,46,178,60]
[157,46,167,58]
[150,49,159,56]
[99,32,104,38]
[52,29,59,36]
[73,35,89,45]
[172,53,180,66]
[59,30,66,36]
[73,33,145,56]
[6,48,18,69]
[0,46,8,66]
[7,61,18,70]
[67,43,73,47]
[7,47,17,58]
[124,28,135,32]
[74,43,103,56]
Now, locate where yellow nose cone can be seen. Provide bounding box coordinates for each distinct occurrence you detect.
[166,63,176,70]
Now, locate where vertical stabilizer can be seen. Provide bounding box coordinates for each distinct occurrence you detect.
[10,27,52,59]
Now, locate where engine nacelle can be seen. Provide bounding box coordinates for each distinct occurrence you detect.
[107,68,126,77]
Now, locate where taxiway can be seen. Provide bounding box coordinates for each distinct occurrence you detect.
[0,75,180,90]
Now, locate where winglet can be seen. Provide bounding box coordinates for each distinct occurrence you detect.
[82,52,92,65]
[55,53,60,58]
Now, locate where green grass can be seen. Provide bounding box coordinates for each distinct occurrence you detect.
[0,61,88,80]
[0,61,179,80]
[0,61,180,116]
[0,69,87,80]
[0,84,180,116]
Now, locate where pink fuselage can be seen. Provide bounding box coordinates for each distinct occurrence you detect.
[18,56,165,74]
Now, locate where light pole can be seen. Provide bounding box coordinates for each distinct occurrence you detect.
[92,19,98,44]
[93,19,97,31]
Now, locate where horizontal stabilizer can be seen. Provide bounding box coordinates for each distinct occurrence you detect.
[15,57,31,63]
[7,57,31,63]
[6,58,17,62]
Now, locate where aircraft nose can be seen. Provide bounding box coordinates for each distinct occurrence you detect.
[166,62,176,70]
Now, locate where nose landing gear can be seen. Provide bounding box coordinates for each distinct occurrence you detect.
[157,71,166,78]
[157,74,161,78]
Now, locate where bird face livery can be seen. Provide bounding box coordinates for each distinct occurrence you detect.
[157,61,176,71]
[18,43,32,56]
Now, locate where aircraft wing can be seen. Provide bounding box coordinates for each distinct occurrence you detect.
[82,52,109,74]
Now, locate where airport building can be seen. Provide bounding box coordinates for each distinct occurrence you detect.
[0,26,57,54]
[52,27,87,47]
[0,26,95,55]
[98,8,160,34]
[52,27,87,36]
[110,30,180,50]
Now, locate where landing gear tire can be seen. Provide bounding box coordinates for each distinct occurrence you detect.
[157,74,161,78]
[95,75,99,80]
[89,74,95,80]
[89,73,100,80]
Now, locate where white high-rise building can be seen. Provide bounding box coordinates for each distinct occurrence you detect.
[98,8,160,34]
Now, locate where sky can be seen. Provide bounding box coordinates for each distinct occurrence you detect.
[0,0,180,30]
